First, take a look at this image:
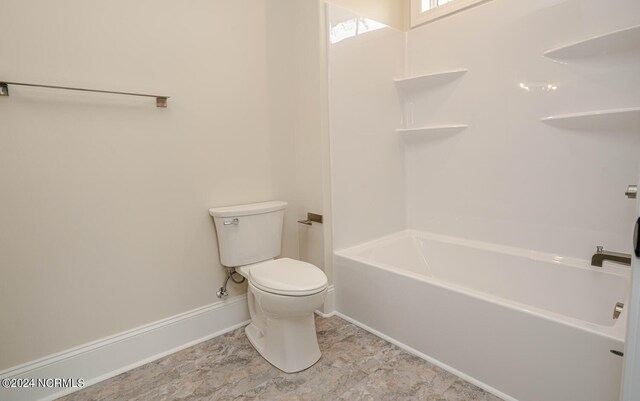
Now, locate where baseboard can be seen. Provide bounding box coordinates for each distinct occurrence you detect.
[0,295,250,401]
[333,311,517,401]
[0,287,510,401]
[315,285,336,318]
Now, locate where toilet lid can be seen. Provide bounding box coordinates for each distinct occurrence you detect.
[247,258,328,296]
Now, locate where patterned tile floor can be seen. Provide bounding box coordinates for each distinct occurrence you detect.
[58,316,503,401]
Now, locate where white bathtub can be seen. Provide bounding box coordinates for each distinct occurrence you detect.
[334,230,630,401]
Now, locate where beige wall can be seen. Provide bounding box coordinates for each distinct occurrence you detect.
[0,0,403,370]
[0,0,304,370]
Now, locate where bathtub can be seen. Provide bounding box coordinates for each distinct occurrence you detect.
[334,230,630,401]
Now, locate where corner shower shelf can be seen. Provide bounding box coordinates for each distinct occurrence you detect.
[544,24,640,60]
[396,125,468,135]
[393,69,468,91]
[541,107,640,130]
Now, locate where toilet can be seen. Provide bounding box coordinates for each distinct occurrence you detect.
[209,201,328,373]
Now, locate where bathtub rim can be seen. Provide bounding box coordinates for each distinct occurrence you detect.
[335,229,629,342]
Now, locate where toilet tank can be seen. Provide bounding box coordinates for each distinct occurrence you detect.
[209,201,287,267]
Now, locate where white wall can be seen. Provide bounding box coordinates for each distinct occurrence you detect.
[405,0,640,258]
[290,1,332,278]
[328,5,406,250]
[329,0,640,259]
[0,0,307,371]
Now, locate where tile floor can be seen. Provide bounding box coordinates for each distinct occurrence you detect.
[58,316,504,401]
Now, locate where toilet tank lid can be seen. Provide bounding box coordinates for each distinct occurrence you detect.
[209,201,287,218]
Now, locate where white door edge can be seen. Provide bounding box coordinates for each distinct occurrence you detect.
[621,176,640,401]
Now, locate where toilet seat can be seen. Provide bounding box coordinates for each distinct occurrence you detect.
[242,258,328,296]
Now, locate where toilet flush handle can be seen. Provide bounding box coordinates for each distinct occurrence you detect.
[223,218,239,226]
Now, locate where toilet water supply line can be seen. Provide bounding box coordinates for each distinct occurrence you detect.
[216,266,246,298]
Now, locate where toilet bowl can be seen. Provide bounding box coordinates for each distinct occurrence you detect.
[239,258,327,373]
[209,201,328,373]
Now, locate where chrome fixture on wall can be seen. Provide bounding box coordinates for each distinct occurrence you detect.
[613,302,625,320]
[626,185,638,199]
[0,81,169,107]
[298,212,323,226]
[216,266,245,298]
[591,246,632,267]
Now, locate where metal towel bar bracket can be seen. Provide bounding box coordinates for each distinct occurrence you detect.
[298,212,323,226]
[0,81,169,108]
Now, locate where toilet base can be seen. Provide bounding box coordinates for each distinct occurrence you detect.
[244,315,322,373]
[244,283,325,373]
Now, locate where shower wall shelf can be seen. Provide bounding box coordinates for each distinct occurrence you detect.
[544,24,640,60]
[396,125,468,135]
[0,81,170,108]
[541,107,640,130]
[393,69,468,92]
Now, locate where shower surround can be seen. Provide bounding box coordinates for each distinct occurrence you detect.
[328,1,640,400]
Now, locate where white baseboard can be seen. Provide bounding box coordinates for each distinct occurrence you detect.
[315,285,336,318]
[333,311,517,401]
[0,286,510,401]
[0,295,250,401]
[1,285,336,401]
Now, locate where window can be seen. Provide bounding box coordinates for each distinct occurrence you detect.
[422,0,453,12]
[329,17,387,44]
[411,0,491,27]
